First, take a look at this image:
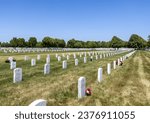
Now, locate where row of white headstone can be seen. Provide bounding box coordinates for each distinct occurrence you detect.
[26,51,136,106]
[78,50,136,99]
[3,47,116,53]
[24,52,114,62]
[12,51,126,83]
[4,48,119,54]
[27,49,127,60]
[55,52,114,58]
[22,50,129,67]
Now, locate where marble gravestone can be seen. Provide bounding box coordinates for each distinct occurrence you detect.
[24,56,29,61]
[62,60,67,69]
[46,56,50,64]
[31,59,36,66]
[37,54,40,60]
[67,55,69,60]
[107,63,111,75]
[44,64,50,74]
[73,53,76,59]
[98,68,102,82]
[58,56,61,61]
[13,68,22,83]
[113,61,116,69]
[75,59,78,66]
[10,61,16,69]
[78,77,86,99]
[95,55,98,60]
[29,99,47,106]
[84,57,87,63]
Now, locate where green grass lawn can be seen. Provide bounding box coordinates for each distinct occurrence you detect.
[0,50,149,106]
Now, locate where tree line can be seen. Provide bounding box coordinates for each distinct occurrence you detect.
[0,34,150,49]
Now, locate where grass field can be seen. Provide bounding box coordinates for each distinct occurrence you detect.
[0,50,149,106]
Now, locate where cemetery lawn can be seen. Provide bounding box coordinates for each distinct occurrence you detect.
[0,51,150,106]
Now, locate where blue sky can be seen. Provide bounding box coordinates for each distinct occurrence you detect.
[0,0,149,42]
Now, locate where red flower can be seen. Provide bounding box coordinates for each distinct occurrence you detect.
[85,88,92,96]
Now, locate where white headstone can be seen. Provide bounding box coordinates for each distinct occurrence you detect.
[90,56,93,60]
[96,55,98,60]
[67,55,69,60]
[58,56,61,61]
[88,52,91,56]
[120,57,123,62]
[75,59,78,66]
[113,61,116,69]
[37,54,40,60]
[103,54,105,58]
[106,54,108,57]
[80,54,82,57]
[46,57,50,64]
[123,56,125,61]
[47,54,50,58]
[44,64,50,74]
[13,68,22,83]
[62,60,67,69]
[10,61,16,69]
[92,52,94,56]
[118,58,120,66]
[107,63,111,75]
[24,56,29,61]
[29,99,47,106]
[99,54,102,59]
[84,57,87,63]
[74,53,76,59]
[78,77,86,99]
[56,54,58,58]
[98,68,103,82]
[31,59,36,66]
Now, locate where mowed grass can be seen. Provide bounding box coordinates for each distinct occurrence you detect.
[0,51,149,106]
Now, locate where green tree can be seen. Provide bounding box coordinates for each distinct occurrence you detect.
[110,36,125,48]
[1,42,11,47]
[10,37,18,47]
[128,34,147,49]
[67,39,77,48]
[54,38,66,47]
[17,38,26,47]
[85,41,97,48]
[42,37,50,47]
[36,42,42,47]
[74,41,83,48]
[98,41,110,48]
[57,39,66,48]
[42,37,55,47]
[28,37,37,47]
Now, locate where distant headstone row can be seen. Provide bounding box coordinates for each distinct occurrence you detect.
[0,47,134,53]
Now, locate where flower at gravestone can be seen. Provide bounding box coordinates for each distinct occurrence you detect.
[85,88,92,96]
[120,61,123,66]
[5,57,16,63]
